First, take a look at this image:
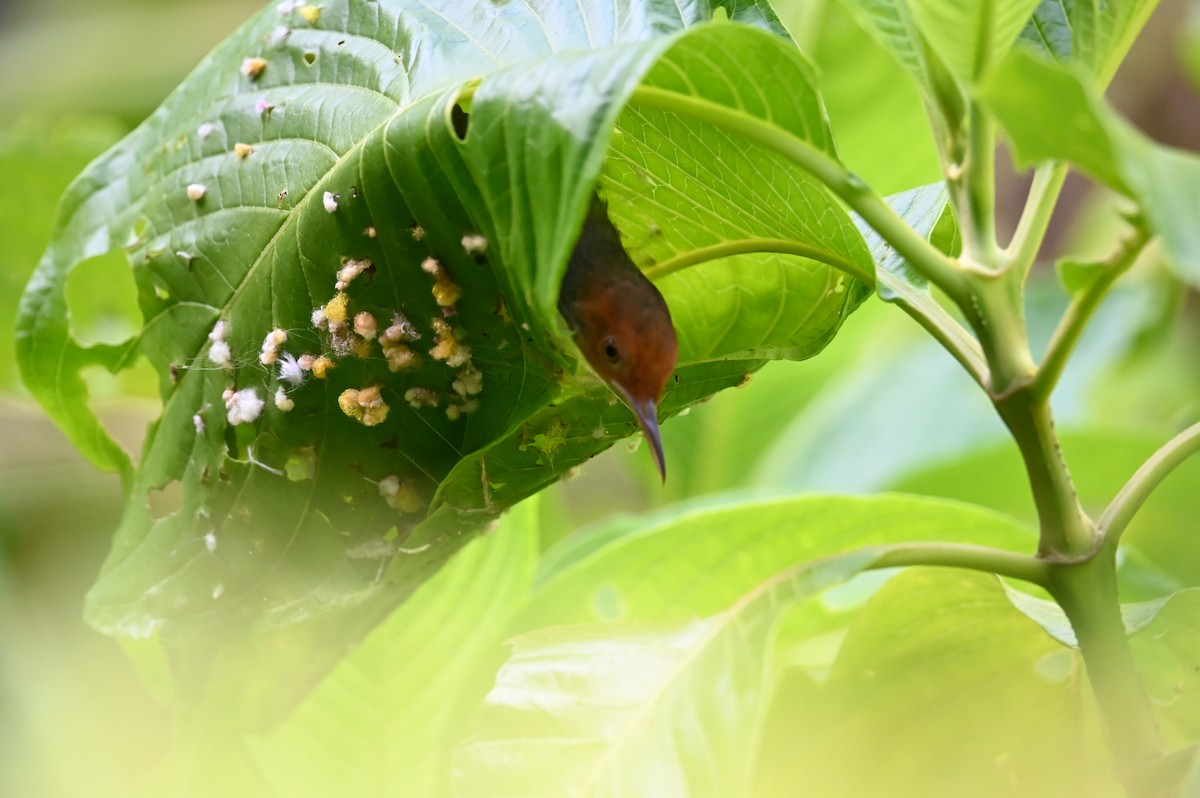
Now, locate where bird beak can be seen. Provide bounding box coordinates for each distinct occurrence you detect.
[629,395,666,483]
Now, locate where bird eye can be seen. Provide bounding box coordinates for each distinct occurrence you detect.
[601,336,621,364]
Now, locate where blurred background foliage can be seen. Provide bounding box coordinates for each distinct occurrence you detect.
[1,0,1199,795]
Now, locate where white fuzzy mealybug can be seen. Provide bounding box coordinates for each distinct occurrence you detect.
[274,386,295,412]
[224,387,265,425]
[461,234,488,254]
[278,352,304,386]
[187,183,207,202]
[197,123,217,140]
[323,191,339,213]
[259,328,288,365]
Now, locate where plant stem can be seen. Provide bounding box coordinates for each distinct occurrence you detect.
[1031,225,1152,402]
[1007,163,1069,280]
[645,239,987,383]
[870,541,1051,586]
[1101,420,1200,543]
[995,393,1096,558]
[960,104,1000,267]
[644,239,871,283]
[1048,549,1164,792]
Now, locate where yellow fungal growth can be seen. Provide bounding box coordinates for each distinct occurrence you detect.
[352,338,373,359]
[382,342,419,372]
[378,475,423,513]
[298,4,321,24]
[240,57,268,79]
[338,384,389,426]
[403,387,438,409]
[429,318,470,367]
[421,257,462,307]
[310,355,335,379]
[432,277,462,308]
[324,291,349,325]
[353,311,377,340]
[234,142,254,159]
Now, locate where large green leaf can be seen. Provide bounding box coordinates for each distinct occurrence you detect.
[908,0,1043,83]
[247,499,538,798]
[456,495,1037,794]
[518,494,1035,629]
[980,51,1200,286]
[1018,0,1159,83]
[15,1,885,642]
[769,569,1120,797]
[1131,587,1200,748]
[454,550,881,798]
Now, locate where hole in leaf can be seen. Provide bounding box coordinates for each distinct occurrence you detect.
[65,250,142,346]
[450,102,470,141]
[285,446,316,481]
[303,51,316,65]
[147,480,183,521]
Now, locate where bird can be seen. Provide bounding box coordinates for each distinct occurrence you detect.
[558,195,679,481]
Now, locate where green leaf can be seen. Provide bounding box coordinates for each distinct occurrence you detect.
[981,51,1127,189]
[15,2,879,643]
[1000,581,1172,647]
[519,494,1035,629]
[838,0,947,96]
[908,0,1043,83]
[1056,256,1105,295]
[981,50,1200,286]
[771,569,1120,797]
[1018,0,1159,84]
[0,118,126,393]
[247,499,539,798]
[857,182,949,301]
[452,549,881,798]
[1131,587,1200,748]
[600,29,874,363]
[783,0,941,195]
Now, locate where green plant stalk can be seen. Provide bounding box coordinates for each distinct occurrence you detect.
[996,393,1096,558]
[1048,547,1165,792]
[1031,225,1152,402]
[957,104,1000,267]
[646,240,987,383]
[1101,420,1200,543]
[961,247,1094,558]
[870,541,1050,586]
[1007,163,1070,281]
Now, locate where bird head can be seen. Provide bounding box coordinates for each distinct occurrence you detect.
[568,277,679,481]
